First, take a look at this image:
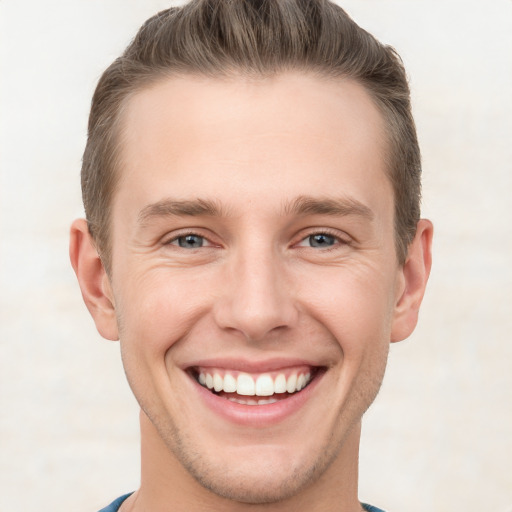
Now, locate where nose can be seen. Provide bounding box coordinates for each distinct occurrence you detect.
[212,246,299,342]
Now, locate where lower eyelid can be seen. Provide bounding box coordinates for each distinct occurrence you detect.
[166,234,205,246]
[296,233,348,247]
[163,232,350,249]
[166,231,226,250]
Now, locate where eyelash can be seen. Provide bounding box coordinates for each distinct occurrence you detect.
[295,229,351,250]
[165,231,215,249]
[165,228,350,250]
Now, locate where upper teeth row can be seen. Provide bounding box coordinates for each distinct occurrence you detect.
[198,371,312,396]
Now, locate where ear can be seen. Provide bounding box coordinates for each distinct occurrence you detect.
[69,218,119,341]
[391,219,433,343]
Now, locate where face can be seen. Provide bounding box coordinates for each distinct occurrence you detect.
[105,73,406,503]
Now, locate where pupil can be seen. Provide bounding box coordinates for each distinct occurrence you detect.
[310,234,335,247]
[179,235,203,248]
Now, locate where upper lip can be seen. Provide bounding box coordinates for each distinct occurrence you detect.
[182,357,323,373]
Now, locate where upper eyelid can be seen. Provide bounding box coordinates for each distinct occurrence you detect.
[164,230,214,245]
[170,233,205,242]
[295,227,351,243]
[161,227,351,246]
[295,235,346,249]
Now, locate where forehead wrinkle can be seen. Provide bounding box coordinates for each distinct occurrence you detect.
[137,198,227,227]
[283,195,375,220]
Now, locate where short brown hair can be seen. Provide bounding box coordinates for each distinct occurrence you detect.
[82,0,421,272]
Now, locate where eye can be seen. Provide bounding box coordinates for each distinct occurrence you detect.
[297,231,350,249]
[307,233,337,248]
[297,233,339,248]
[170,234,207,249]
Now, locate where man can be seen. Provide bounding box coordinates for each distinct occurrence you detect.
[70,1,432,510]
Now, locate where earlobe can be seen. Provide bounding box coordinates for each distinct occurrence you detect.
[69,218,119,341]
[390,219,433,343]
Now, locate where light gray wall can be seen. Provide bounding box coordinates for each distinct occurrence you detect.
[1,1,511,511]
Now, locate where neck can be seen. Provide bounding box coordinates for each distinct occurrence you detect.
[125,410,362,512]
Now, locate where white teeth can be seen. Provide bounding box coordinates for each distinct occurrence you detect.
[197,369,313,397]
[213,373,223,392]
[257,398,279,405]
[228,397,248,405]
[223,373,237,393]
[274,373,287,394]
[227,397,280,406]
[255,374,274,396]
[286,373,297,393]
[237,373,256,396]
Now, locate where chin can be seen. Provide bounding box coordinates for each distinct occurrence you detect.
[178,450,330,504]
[151,411,339,505]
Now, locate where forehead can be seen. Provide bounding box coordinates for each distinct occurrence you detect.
[115,72,391,220]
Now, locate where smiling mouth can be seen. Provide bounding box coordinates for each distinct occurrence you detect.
[190,366,322,406]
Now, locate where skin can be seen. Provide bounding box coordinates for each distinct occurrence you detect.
[70,73,432,512]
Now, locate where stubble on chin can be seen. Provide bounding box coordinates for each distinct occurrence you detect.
[149,413,344,505]
[133,339,390,506]
[144,391,372,507]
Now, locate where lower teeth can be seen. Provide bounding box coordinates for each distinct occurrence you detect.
[227,397,280,405]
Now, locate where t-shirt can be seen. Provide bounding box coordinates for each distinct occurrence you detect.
[362,505,386,512]
[98,493,132,512]
[98,493,386,512]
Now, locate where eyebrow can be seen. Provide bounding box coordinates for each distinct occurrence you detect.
[282,195,374,220]
[138,198,225,226]
[137,194,374,226]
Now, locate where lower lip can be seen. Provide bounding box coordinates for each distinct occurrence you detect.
[189,370,325,427]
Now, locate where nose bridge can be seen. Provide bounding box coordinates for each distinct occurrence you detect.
[214,236,298,341]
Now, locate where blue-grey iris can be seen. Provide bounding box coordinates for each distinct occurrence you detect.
[309,234,335,247]
[178,234,204,248]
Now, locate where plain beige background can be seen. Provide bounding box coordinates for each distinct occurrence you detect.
[1,1,511,511]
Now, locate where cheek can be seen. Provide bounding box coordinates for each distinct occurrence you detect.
[301,265,397,354]
[115,269,214,358]
[114,270,217,413]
